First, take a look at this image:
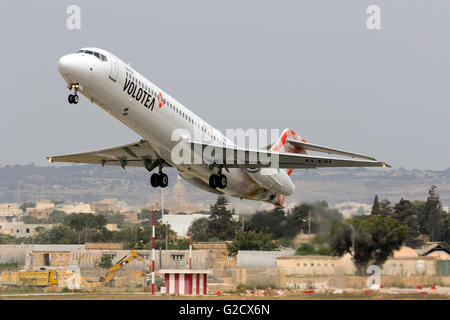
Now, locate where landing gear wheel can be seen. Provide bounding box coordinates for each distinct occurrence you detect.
[159,173,168,188]
[215,174,227,189]
[209,174,217,189]
[68,94,74,104]
[150,173,159,188]
[72,94,79,104]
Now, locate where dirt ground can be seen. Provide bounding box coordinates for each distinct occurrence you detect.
[1,290,449,300]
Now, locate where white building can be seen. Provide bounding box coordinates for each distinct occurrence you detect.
[0,203,21,222]
[161,214,210,237]
[35,200,55,210]
[61,203,94,214]
[0,221,51,238]
[333,202,371,218]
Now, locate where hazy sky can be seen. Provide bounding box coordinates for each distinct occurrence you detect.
[0,1,449,170]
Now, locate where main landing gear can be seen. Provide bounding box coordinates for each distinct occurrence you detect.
[209,166,227,189]
[150,171,168,188]
[68,84,80,104]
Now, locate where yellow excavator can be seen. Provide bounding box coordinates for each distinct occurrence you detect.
[100,250,152,286]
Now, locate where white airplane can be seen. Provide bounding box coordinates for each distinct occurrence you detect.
[50,47,390,207]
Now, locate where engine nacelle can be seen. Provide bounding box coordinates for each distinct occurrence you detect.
[246,168,295,196]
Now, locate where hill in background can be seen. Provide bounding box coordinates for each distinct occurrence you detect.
[0,164,448,211]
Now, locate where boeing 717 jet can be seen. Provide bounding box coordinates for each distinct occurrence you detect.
[49,48,390,206]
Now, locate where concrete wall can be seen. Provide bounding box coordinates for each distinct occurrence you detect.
[0,244,84,266]
[32,251,71,267]
[277,256,346,276]
[383,257,437,276]
[232,267,278,288]
[69,249,214,270]
[276,255,438,277]
[237,250,294,268]
[0,244,29,265]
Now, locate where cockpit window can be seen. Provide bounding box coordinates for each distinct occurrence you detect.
[77,49,108,62]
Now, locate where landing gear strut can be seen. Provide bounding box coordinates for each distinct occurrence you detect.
[209,166,227,189]
[68,84,80,104]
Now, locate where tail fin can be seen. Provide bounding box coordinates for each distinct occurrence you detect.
[270,128,307,175]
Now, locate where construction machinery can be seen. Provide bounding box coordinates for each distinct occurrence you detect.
[0,251,157,289]
[1,270,59,287]
[100,250,152,286]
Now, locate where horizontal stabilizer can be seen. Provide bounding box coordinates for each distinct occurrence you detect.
[286,139,377,161]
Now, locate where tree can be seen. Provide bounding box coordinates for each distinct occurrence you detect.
[295,243,316,255]
[371,195,380,215]
[330,215,408,275]
[379,199,393,217]
[62,213,108,243]
[227,230,279,256]
[425,185,442,241]
[138,209,162,221]
[191,218,210,242]
[207,196,240,241]
[247,207,289,238]
[19,202,35,212]
[47,210,67,224]
[34,225,77,244]
[98,254,113,269]
[295,242,333,256]
[392,198,422,247]
[100,212,125,225]
[20,215,44,224]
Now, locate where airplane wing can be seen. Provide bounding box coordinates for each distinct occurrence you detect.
[186,141,391,169]
[47,140,169,171]
[47,140,390,170]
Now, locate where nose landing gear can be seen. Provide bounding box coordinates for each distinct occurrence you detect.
[68,84,80,104]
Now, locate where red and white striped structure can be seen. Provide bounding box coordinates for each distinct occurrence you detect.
[189,229,192,270]
[160,270,212,295]
[151,209,155,295]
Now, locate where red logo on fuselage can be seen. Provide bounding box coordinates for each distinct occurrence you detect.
[157,92,165,108]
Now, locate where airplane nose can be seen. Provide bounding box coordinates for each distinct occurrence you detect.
[58,54,77,75]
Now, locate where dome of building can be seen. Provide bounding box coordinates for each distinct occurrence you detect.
[172,175,186,203]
